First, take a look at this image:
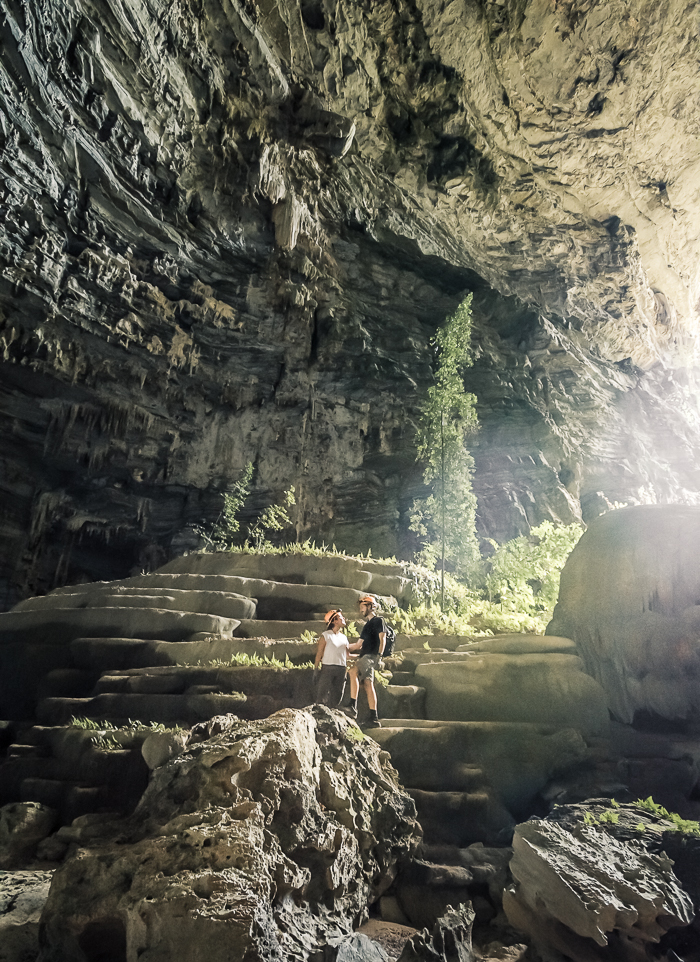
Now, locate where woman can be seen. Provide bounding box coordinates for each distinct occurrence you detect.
[314,609,353,708]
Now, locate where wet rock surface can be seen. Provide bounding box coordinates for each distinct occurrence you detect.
[2,1,700,604]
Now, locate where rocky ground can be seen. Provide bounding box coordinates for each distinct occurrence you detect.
[4,532,700,961]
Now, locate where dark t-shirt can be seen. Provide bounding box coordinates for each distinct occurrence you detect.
[359,616,386,656]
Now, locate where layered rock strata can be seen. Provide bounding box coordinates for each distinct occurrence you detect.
[2,0,700,602]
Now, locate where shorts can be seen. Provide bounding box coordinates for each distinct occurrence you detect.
[356,654,379,683]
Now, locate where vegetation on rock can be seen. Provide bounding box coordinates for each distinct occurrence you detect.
[196,461,296,551]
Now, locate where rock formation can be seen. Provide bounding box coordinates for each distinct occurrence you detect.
[504,800,699,962]
[0,553,611,846]
[2,0,700,603]
[38,707,421,962]
[548,504,700,724]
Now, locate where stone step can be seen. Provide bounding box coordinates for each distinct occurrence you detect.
[155,551,424,603]
[70,636,318,671]
[367,719,591,823]
[7,743,43,757]
[0,606,240,646]
[10,752,133,789]
[407,788,515,847]
[21,576,393,622]
[13,587,256,621]
[19,778,103,818]
[377,685,426,720]
[234,619,325,638]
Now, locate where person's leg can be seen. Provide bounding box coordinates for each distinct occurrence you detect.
[316,668,334,706]
[361,659,381,727]
[331,666,347,707]
[343,664,359,716]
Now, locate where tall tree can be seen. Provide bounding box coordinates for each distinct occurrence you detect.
[411,294,479,608]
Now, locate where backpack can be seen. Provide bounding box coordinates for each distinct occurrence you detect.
[382,622,396,658]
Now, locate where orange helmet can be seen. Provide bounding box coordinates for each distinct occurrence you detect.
[359,595,378,608]
[324,608,346,627]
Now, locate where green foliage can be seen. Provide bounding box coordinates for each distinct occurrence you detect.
[186,652,313,670]
[345,620,360,639]
[298,630,317,644]
[91,733,123,751]
[247,484,296,551]
[197,462,295,551]
[69,717,185,751]
[482,521,583,615]
[70,716,110,730]
[411,295,480,600]
[346,725,366,742]
[634,797,700,835]
[582,807,619,828]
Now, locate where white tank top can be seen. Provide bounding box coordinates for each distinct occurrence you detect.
[321,630,350,667]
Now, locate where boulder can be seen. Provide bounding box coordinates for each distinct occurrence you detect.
[140,731,189,770]
[414,648,609,735]
[38,707,421,962]
[0,870,54,962]
[504,801,695,961]
[0,803,58,869]
[329,933,389,962]
[547,504,700,723]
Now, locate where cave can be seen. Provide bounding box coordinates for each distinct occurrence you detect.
[3,2,700,961]
[1,0,698,607]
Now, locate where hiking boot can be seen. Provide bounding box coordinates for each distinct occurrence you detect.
[343,700,357,719]
[364,711,381,729]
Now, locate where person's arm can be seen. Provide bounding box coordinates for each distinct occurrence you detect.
[348,639,363,652]
[378,631,386,656]
[314,635,326,669]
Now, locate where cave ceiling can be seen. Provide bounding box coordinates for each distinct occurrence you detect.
[1,0,699,605]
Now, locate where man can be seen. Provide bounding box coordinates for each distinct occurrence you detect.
[344,595,386,728]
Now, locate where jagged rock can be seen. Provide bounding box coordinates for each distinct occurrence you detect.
[397,903,475,962]
[503,801,695,961]
[328,933,389,962]
[38,707,421,962]
[548,504,700,723]
[0,804,58,869]
[0,870,54,962]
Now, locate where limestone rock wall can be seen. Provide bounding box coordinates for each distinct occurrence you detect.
[2,0,700,605]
